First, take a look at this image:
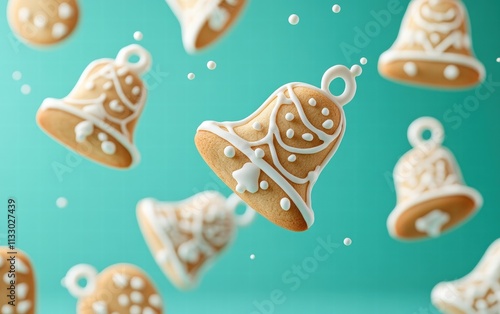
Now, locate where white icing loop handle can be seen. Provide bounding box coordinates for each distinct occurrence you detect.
[321,65,362,106]
[61,264,98,298]
[226,193,256,227]
[115,44,152,75]
[408,117,445,148]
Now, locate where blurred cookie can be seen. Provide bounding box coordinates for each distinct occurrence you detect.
[378,0,485,89]
[8,0,80,46]
[36,44,152,169]
[62,263,164,314]
[166,0,247,53]
[0,247,36,314]
[195,65,362,231]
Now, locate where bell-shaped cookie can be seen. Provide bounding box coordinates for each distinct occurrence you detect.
[432,239,500,314]
[166,0,247,53]
[137,191,255,290]
[62,263,164,313]
[0,247,36,314]
[387,117,482,240]
[378,0,485,89]
[195,65,362,231]
[36,44,152,169]
[7,0,80,46]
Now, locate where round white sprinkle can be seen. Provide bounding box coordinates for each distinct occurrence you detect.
[321,108,330,116]
[97,133,108,141]
[130,291,144,303]
[308,98,316,106]
[118,294,129,306]
[133,31,143,41]
[132,86,141,95]
[285,113,294,121]
[56,197,68,209]
[444,65,459,80]
[131,277,145,290]
[252,122,262,131]
[188,73,195,80]
[101,141,116,155]
[207,61,217,70]
[260,181,269,190]
[149,294,162,308]
[12,71,22,81]
[255,148,265,158]
[360,57,368,65]
[322,119,334,129]
[403,62,418,77]
[280,198,291,211]
[332,4,341,13]
[125,75,134,85]
[286,129,294,139]
[21,84,31,95]
[250,254,256,260]
[288,154,297,162]
[288,14,300,25]
[302,133,314,141]
[224,146,235,158]
[344,238,352,246]
[130,305,141,314]
[497,58,500,63]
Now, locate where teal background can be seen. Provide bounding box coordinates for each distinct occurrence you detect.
[0,0,499,313]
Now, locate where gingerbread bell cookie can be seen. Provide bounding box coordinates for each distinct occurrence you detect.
[166,0,247,53]
[7,0,80,46]
[36,44,152,169]
[387,117,482,240]
[195,65,362,231]
[62,264,164,314]
[432,239,500,314]
[378,0,485,89]
[137,192,255,290]
[0,248,36,314]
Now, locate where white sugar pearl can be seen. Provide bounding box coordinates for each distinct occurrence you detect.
[188,73,195,80]
[288,14,299,25]
[56,197,68,208]
[285,113,294,121]
[224,146,235,158]
[280,198,291,211]
[250,254,255,260]
[255,148,265,158]
[21,84,31,95]
[360,57,367,65]
[497,57,500,62]
[308,98,316,106]
[133,31,143,41]
[259,181,269,190]
[207,61,217,70]
[344,238,352,246]
[12,71,22,81]
[332,4,341,13]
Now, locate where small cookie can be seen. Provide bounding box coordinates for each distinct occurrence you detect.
[195,65,362,231]
[7,0,80,46]
[166,0,247,53]
[432,239,500,314]
[36,44,152,169]
[0,247,36,314]
[378,0,485,89]
[137,192,255,290]
[387,117,482,240]
[62,264,164,314]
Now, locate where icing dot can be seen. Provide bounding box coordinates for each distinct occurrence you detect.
[188,73,195,80]
[56,197,68,208]
[109,100,124,113]
[149,294,162,308]
[288,14,299,25]
[130,291,144,303]
[18,7,30,22]
[360,57,368,65]
[302,133,313,141]
[101,141,116,155]
[404,62,417,77]
[133,31,143,41]
[344,238,352,246]
[21,84,31,95]
[285,113,294,121]
[497,58,500,62]
[321,108,329,116]
[59,3,73,19]
[250,254,256,260]
[288,154,297,162]
[444,65,459,80]
[34,15,48,28]
[430,33,440,44]
[131,277,145,290]
[332,4,341,13]
[117,67,129,76]
[118,294,129,306]
[85,82,95,90]
[17,283,28,299]
[98,132,108,141]
[103,81,113,90]
[259,181,269,190]
[308,98,316,106]
[12,71,22,81]
[286,129,294,138]
[224,146,235,158]
[125,76,134,85]
[132,86,141,95]
[207,61,217,70]
[252,122,262,130]
[143,308,156,314]
[280,198,291,211]
[255,148,265,159]
[322,119,334,129]
[52,23,68,39]
[1,305,13,314]
[130,305,141,314]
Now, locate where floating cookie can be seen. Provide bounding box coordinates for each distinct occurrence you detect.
[62,263,164,314]
[195,65,362,231]
[36,44,152,169]
[387,117,482,240]
[0,247,36,314]
[432,239,500,313]
[137,191,255,290]
[166,0,247,53]
[7,0,80,46]
[378,0,485,89]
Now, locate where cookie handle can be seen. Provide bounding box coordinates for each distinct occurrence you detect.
[408,117,444,148]
[321,65,362,107]
[116,44,152,76]
[226,193,256,227]
[62,264,98,298]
